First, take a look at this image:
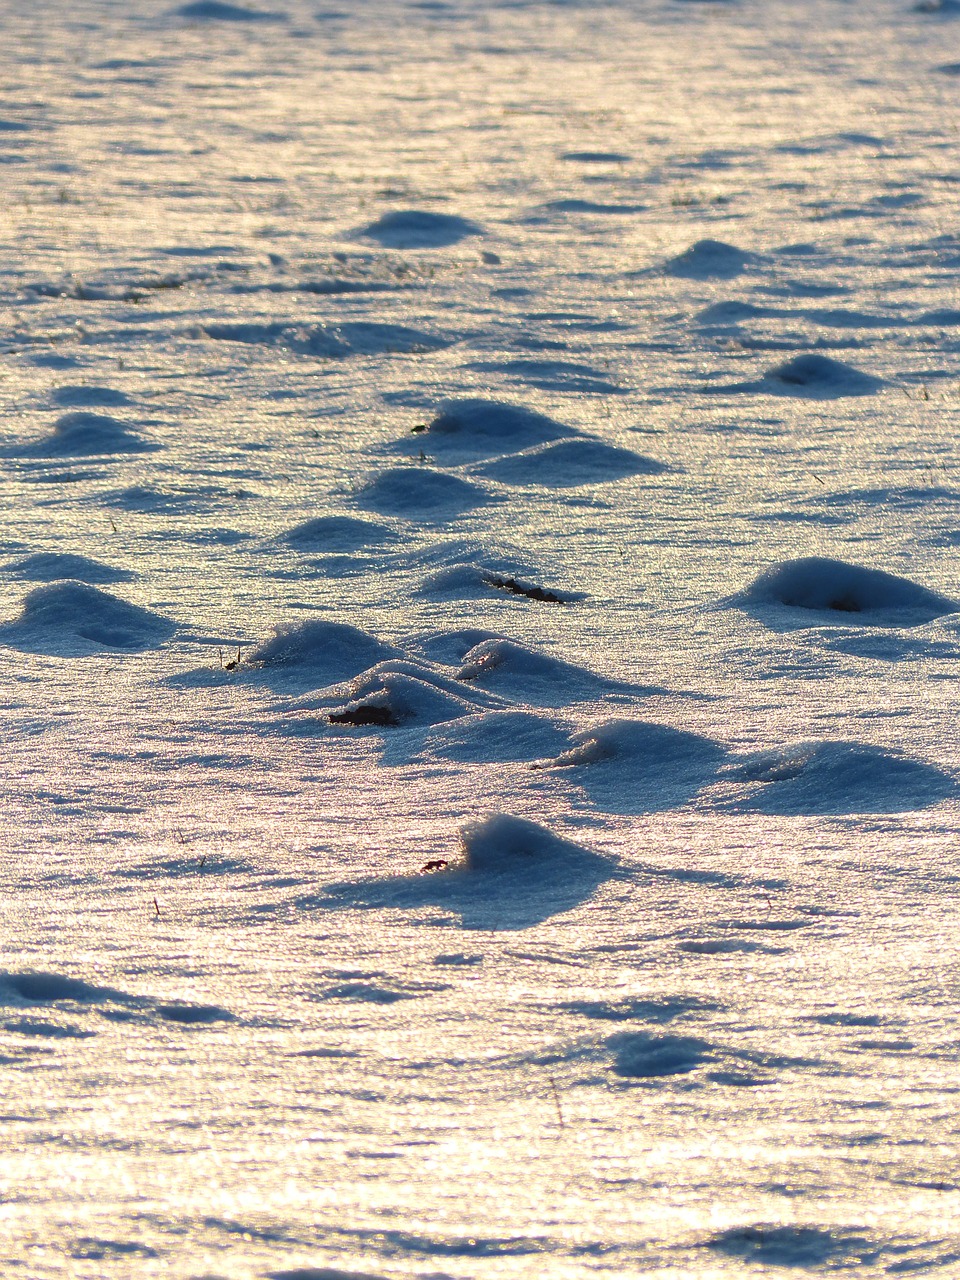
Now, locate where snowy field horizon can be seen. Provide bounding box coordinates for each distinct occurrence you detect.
[4,0,960,1275]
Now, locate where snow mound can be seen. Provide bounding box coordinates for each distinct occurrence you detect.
[474,438,666,487]
[417,562,581,604]
[544,719,724,770]
[22,412,158,456]
[729,556,956,626]
[173,1,286,20]
[706,1225,874,1268]
[535,719,726,813]
[458,812,599,874]
[0,581,175,653]
[719,739,955,814]
[6,552,134,584]
[664,239,757,279]
[203,321,449,358]
[609,1030,710,1077]
[354,210,483,248]
[764,353,883,396]
[246,620,398,683]
[353,467,489,520]
[404,398,574,459]
[419,709,571,763]
[321,810,612,929]
[281,515,398,552]
[456,638,648,705]
[328,660,494,728]
[51,385,133,408]
[413,627,506,665]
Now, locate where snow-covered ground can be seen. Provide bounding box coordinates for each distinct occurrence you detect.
[3,0,960,1274]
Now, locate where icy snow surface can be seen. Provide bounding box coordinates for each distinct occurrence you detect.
[3,0,960,1275]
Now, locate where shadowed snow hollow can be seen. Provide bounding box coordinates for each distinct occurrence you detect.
[0,581,175,653]
[727,556,957,627]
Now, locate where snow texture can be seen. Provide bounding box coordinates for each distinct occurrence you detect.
[4,0,960,1275]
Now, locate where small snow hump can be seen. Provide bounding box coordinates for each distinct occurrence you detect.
[458,811,598,873]
[20,412,158,457]
[718,739,955,814]
[728,556,956,627]
[403,398,574,460]
[246,620,397,683]
[764,353,883,397]
[354,209,483,249]
[663,239,757,279]
[51,385,133,408]
[327,660,491,729]
[172,0,286,19]
[6,552,134,584]
[353,467,489,520]
[280,514,398,553]
[474,438,666,487]
[0,581,175,653]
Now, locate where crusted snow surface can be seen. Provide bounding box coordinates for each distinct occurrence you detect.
[3,0,960,1276]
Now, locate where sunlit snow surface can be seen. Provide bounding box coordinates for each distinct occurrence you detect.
[2,0,960,1275]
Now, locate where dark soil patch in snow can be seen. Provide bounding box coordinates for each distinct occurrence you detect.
[353,209,483,248]
[14,412,158,457]
[664,239,758,279]
[5,552,134,584]
[353,467,489,520]
[474,438,666,487]
[0,581,175,653]
[717,739,956,814]
[727,556,957,628]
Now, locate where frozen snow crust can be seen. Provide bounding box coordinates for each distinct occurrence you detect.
[4,0,960,1275]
